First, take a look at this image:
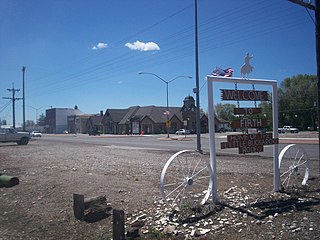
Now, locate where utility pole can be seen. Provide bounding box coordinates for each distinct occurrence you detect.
[22,66,26,131]
[288,0,320,172]
[2,85,22,129]
[194,0,202,152]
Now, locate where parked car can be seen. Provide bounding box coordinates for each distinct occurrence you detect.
[31,131,42,137]
[278,126,299,134]
[175,129,190,135]
[0,128,31,145]
[88,129,101,136]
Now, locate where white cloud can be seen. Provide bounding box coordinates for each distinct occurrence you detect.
[125,40,160,51]
[92,42,108,50]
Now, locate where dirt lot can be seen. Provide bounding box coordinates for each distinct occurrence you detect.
[0,138,319,239]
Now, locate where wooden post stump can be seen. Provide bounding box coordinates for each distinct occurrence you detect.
[73,193,85,219]
[113,209,125,240]
[73,193,109,221]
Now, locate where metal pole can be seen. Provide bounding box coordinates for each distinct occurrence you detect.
[315,0,320,172]
[288,0,320,176]
[138,72,192,138]
[272,82,280,191]
[194,0,201,152]
[207,78,218,203]
[22,66,26,131]
[166,82,170,138]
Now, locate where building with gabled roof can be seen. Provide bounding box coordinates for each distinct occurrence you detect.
[55,95,229,134]
[86,112,104,133]
[102,105,184,134]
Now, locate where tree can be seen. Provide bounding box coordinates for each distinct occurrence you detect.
[0,118,7,126]
[215,103,236,121]
[37,113,46,126]
[278,74,317,130]
[259,97,272,130]
[25,120,35,128]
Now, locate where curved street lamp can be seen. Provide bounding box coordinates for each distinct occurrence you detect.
[27,105,52,126]
[138,72,192,138]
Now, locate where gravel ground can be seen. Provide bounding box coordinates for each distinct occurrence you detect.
[0,138,319,239]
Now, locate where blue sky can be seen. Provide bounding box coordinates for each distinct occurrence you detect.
[0,0,317,125]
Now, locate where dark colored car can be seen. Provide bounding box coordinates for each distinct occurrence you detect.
[88,129,101,136]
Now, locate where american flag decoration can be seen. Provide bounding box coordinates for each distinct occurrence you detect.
[211,67,234,77]
[163,110,170,116]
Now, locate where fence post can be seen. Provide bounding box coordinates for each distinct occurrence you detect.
[73,193,85,219]
[113,209,125,240]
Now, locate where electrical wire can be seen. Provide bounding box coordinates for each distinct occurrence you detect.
[0,101,11,113]
[23,1,311,99]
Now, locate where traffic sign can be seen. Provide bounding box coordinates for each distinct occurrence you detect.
[166,120,171,128]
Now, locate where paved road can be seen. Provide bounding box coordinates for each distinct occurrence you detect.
[38,132,319,160]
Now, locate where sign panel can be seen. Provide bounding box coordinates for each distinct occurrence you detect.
[220,132,278,154]
[132,121,139,134]
[239,145,264,154]
[166,120,171,128]
[231,119,268,129]
[227,133,272,142]
[221,89,269,101]
[234,108,262,115]
[221,136,278,149]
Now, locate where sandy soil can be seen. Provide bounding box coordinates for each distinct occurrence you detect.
[0,139,319,239]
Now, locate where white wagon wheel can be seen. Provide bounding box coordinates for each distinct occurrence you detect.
[160,150,212,211]
[278,144,310,189]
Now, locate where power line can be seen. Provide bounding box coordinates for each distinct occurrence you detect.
[0,101,11,113]
[25,1,313,98]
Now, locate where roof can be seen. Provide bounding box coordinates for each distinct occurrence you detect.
[119,106,140,124]
[133,106,182,123]
[104,109,129,123]
[105,105,183,125]
[89,115,103,125]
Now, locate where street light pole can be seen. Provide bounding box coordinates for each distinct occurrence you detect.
[166,81,169,138]
[138,72,192,138]
[288,0,320,175]
[27,105,52,127]
[22,66,26,131]
[194,0,202,152]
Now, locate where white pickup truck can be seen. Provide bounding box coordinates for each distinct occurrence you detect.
[278,126,299,134]
[0,128,31,145]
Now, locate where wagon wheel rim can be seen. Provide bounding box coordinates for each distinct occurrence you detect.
[278,144,310,189]
[160,150,212,211]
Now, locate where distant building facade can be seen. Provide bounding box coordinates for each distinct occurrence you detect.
[46,96,228,134]
[45,108,83,133]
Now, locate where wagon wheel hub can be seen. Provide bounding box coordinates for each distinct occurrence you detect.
[186,177,193,186]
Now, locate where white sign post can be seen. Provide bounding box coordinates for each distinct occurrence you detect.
[207,76,279,204]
